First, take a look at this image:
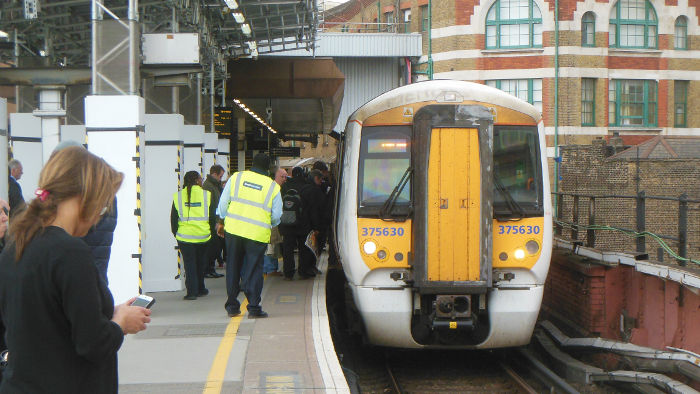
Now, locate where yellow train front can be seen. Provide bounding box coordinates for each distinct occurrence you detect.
[333,80,552,348]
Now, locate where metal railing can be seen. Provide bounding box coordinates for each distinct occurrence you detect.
[553,191,700,266]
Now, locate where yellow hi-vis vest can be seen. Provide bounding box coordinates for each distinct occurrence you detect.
[224,170,280,243]
[173,185,212,243]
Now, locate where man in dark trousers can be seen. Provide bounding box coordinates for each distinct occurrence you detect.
[301,170,327,276]
[202,165,225,278]
[217,153,282,318]
[7,159,24,218]
[279,167,313,280]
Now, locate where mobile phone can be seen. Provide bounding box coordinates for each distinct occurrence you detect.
[132,294,155,309]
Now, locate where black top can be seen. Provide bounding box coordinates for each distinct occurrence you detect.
[82,197,118,284]
[8,177,24,218]
[0,226,124,394]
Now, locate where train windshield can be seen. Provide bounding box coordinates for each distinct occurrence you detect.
[493,126,543,218]
[358,125,412,216]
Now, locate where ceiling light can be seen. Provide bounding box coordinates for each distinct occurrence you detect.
[0,31,8,39]
[232,12,245,23]
[246,41,257,50]
[241,23,251,36]
[251,48,258,57]
[224,0,238,9]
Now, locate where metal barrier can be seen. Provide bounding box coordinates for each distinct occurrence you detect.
[553,192,700,266]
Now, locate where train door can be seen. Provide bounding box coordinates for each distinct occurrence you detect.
[411,104,493,293]
[427,128,481,282]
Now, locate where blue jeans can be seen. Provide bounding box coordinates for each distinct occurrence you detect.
[224,233,266,314]
[263,255,279,274]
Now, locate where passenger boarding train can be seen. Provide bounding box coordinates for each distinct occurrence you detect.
[333,80,552,348]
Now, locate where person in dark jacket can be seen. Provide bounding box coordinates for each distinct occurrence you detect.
[202,165,225,278]
[53,140,118,285]
[0,146,150,393]
[7,159,24,218]
[300,169,327,275]
[279,167,312,280]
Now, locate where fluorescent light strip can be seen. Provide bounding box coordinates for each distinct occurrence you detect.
[224,0,238,9]
[232,12,245,23]
[233,98,277,134]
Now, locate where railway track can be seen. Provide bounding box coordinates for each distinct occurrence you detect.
[381,349,539,394]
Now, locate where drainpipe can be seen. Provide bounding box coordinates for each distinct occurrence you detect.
[377,1,381,31]
[553,0,560,214]
[428,0,433,79]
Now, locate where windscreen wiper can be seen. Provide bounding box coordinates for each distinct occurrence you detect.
[494,175,525,220]
[380,167,413,222]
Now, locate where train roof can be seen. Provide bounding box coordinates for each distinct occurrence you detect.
[349,79,542,124]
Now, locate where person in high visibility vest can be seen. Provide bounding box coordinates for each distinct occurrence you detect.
[216,153,282,318]
[171,171,217,300]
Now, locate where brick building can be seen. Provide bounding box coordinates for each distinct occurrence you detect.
[324,0,699,154]
[558,136,700,263]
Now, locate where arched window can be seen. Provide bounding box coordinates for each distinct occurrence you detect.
[609,0,657,49]
[486,0,543,49]
[675,16,688,49]
[582,12,596,46]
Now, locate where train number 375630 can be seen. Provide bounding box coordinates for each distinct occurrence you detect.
[498,225,541,235]
[361,227,405,237]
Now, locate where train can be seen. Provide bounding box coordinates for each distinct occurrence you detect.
[332,80,552,348]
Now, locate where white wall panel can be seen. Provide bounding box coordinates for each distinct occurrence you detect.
[333,58,401,132]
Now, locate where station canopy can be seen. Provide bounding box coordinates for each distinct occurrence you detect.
[0,0,342,134]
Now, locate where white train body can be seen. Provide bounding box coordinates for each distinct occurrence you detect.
[334,80,552,348]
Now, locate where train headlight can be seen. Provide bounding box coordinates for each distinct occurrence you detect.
[526,240,540,254]
[363,241,377,255]
[514,249,526,260]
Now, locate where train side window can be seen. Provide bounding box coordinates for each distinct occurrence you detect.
[493,126,543,217]
[357,125,412,217]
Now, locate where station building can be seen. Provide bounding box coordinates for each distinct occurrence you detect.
[324,0,700,155]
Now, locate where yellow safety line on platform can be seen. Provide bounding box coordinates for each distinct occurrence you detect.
[203,299,249,394]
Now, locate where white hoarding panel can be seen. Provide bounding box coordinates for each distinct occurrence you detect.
[142,33,200,64]
[60,125,86,145]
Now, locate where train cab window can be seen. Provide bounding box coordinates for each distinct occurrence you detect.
[493,126,543,219]
[358,126,412,217]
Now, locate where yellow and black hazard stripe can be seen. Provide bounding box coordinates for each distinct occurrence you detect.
[135,131,144,294]
[174,144,182,279]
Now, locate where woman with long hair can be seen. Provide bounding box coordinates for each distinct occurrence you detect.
[0,146,151,393]
[171,171,216,300]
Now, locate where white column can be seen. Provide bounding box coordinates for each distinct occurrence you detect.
[182,125,204,179]
[203,133,218,175]
[217,136,230,178]
[33,86,66,163]
[85,95,144,304]
[142,114,185,292]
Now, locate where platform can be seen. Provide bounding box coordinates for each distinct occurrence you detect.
[118,255,349,393]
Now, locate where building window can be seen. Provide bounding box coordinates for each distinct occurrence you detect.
[421,5,429,32]
[403,9,412,33]
[486,79,542,111]
[486,0,543,49]
[609,0,657,49]
[608,79,657,127]
[582,12,596,46]
[675,16,688,49]
[674,80,688,127]
[582,78,595,126]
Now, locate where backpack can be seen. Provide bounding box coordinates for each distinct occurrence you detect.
[280,188,303,226]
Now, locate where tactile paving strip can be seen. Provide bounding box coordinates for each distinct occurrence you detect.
[135,324,229,339]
